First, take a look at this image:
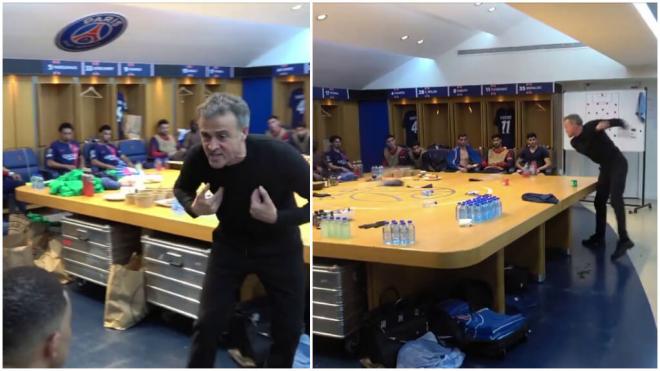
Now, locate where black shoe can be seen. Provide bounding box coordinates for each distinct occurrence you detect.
[582,234,605,249]
[610,239,634,261]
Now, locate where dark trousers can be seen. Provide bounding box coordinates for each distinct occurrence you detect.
[594,156,629,241]
[187,243,305,368]
[3,176,26,213]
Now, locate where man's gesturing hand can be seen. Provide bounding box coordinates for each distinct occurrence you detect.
[250,186,277,224]
[191,183,224,216]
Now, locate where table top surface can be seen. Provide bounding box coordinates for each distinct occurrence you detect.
[16,169,310,260]
[313,172,597,269]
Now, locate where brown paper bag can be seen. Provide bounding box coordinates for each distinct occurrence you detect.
[103,253,147,330]
[33,239,72,284]
[28,222,50,258]
[3,245,34,270]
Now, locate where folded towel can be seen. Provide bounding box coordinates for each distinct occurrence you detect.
[522,193,558,204]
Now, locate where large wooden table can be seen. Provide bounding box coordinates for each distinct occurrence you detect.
[16,169,310,262]
[313,172,597,311]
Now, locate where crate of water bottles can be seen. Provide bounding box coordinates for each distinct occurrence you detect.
[382,220,416,246]
[320,216,352,239]
[455,195,502,224]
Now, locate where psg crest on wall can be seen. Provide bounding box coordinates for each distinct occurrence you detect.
[55,13,127,52]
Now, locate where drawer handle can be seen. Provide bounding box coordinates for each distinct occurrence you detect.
[76,228,90,241]
[163,252,183,268]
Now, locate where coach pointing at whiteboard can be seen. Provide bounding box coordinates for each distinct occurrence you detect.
[563,114,634,261]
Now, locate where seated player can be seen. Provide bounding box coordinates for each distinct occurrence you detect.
[421,144,451,172]
[46,122,81,177]
[407,142,426,169]
[324,135,354,175]
[448,134,481,172]
[181,120,201,151]
[516,133,552,175]
[3,167,26,213]
[313,141,329,181]
[90,125,134,171]
[482,134,514,173]
[149,119,186,162]
[3,267,72,368]
[383,135,410,167]
[265,115,291,142]
[289,123,310,155]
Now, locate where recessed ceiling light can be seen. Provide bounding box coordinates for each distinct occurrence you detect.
[317,14,328,21]
[401,35,409,40]
[417,39,424,45]
[291,4,302,11]
[474,2,482,5]
[488,6,496,12]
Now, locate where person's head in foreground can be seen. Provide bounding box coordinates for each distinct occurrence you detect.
[562,114,583,138]
[385,135,397,150]
[526,132,538,148]
[197,92,251,169]
[457,134,469,148]
[3,267,72,368]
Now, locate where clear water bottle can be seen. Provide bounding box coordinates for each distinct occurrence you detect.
[465,201,473,220]
[455,202,462,221]
[399,220,408,246]
[391,220,400,245]
[321,217,329,238]
[407,220,415,245]
[383,221,392,245]
[171,198,186,216]
[496,197,503,218]
[332,217,341,238]
[342,218,351,239]
[474,202,483,224]
[459,203,468,220]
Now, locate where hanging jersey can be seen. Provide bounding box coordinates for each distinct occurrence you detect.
[290,88,305,128]
[494,107,515,149]
[403,110,418,147]
[117,92,127,139]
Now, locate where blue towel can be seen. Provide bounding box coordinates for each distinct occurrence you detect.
[636,91,647,123]
[292,334,310,368]
[459,308,526,341]
[397,331,465,368]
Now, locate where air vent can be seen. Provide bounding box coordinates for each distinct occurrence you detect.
[458,42,585,55]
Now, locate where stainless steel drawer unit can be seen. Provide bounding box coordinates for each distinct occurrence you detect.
[142,233,210,319]
[60,215,141,286]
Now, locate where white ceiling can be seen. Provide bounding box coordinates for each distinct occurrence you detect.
[313,3,657,89]
[3,2,309,67]
[509,3,657,68]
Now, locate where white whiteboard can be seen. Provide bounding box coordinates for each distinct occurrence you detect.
[562,89,646,152]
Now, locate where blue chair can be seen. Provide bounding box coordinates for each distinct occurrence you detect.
[3,148,51,181]
[118,140,153,169]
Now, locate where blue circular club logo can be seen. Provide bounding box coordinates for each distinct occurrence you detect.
[55,13,127,52]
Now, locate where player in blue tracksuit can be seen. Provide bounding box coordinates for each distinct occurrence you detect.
[448,134,481,172]
[90,125,134,171]
[45,122,81,177]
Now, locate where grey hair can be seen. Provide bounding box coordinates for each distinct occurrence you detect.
[196,92,250,130]
[563,114,583,126]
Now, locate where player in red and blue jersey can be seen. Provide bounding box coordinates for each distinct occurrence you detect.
[45,123,81,177]
[90,125,134,170]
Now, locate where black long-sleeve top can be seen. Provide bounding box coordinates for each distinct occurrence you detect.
[570,119,626,166]
[174,135,310,253]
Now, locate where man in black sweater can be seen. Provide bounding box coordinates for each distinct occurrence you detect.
[563,114,634,261]
[174,93,309,367]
